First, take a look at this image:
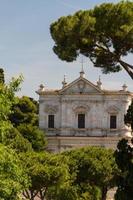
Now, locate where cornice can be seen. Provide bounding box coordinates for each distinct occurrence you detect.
[37,91,133,97]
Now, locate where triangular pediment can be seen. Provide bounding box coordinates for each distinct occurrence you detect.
[107,105,120,114]
[59,77,103,95]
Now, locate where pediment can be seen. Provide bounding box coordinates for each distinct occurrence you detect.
[73,105,90,114]
[107,105,120,114]
[59,77,103,95]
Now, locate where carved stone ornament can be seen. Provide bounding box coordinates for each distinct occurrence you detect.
[78,80,86,93]
[44,105,58,114]
[106,105,119,114]
[73,105,90,114]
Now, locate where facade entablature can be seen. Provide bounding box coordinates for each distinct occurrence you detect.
[39,91,132,101]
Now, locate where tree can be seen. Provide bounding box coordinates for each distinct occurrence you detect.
[0,68,5,84]
[3,127,33,153]
[48,184,101,200]
[50,1,133,79]
[0,75,23,142]
[9,96,38,127]
[21,151,69,200]
[9,96,47,152]
[114,138,133,200]
[0,75,40,200]
[47,185,79,200]
[0,144,30,200]
[62,147,118,200]
[18,124,47,152]
[0,75,36,153]
[0,75,32,199]
[124,100,133,132]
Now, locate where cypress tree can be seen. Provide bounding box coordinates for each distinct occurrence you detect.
[0,68,5,84]
[124,100,133,132]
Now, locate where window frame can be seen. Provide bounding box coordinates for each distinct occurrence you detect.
[78,113,85,129]
[110,115,117,129]
[48,114,55,128]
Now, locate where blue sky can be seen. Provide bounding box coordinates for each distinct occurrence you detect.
[0,0,132,99]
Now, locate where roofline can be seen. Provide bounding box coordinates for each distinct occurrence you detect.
[58,76,103,94]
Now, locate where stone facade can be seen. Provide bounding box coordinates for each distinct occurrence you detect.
[36,71,133,152]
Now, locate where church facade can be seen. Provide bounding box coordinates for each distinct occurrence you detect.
[37,70,133,152]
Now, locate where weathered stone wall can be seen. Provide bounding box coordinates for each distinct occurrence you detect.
[39,93,132,138]
[37,75,132,151]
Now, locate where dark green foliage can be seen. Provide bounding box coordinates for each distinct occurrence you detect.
[114,138,133,200]
[0,68,5,84]
[9,96,38,127]
[61,147,118,200]
[25,146,116,200]
[48,185,101,200]
[124,100,133,131]
[18,124,47,152]
[50,1,133,79]
[48,186,79,200]
[9,96,47,152]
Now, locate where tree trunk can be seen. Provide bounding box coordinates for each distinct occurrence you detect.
[101,186,107,200]
[39,188,47,200]
[23,189,38,200]
[119,60,133,80]
[30,190,35,200]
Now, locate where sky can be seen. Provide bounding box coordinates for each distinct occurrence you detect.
[0,0,132,99]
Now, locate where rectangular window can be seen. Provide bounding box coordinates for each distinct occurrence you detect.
[110,115,117,129]
[78,114,85,128]
[48,115,54,128]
